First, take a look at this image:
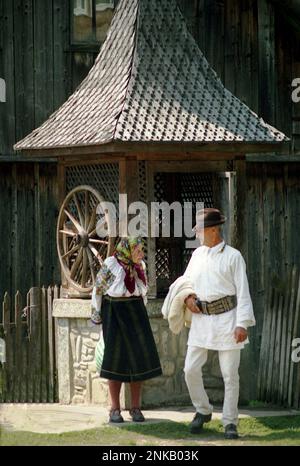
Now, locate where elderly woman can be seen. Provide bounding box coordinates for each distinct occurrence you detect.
[91,237,162,423]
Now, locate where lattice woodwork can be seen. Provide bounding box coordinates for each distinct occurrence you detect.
[155,248,170,279]
[138,161,148,266]
[180,172,214,266]
[154,172,214,285]
[66,163,119,209]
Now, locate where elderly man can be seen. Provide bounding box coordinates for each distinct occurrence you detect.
[183,208,255,439]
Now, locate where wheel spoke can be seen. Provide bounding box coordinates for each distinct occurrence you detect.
[70,248,83,279]
[76,258,83,283]
[89,238,109,245]
[61,244,79,259]
[81,249,88,287]
[64,209,84,234]
[59,229,76,237]
[73,193,85,229]
[88,228,97,238]
[87,206,97,234]
[86,248,96,283]
[88,244,101,258]
[84,191,89,230]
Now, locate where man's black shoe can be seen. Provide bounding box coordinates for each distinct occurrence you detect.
[189,412,212,433]
[224,423,239,439]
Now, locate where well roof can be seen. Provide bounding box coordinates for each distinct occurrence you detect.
[14,0,287,151]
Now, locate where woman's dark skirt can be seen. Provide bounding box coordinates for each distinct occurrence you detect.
[100,295,162,382]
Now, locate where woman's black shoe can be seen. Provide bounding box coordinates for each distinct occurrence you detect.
[129,408,145,422]
[109,408,124,423]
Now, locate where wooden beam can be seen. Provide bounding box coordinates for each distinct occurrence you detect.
[59,155,126,166]
[233,159,247,256]
[16,141,289,158]
[136,152,239,161]
[57,163,66,207]
[146,163,157,299]
[148,160,229,172]
[0,156,58,163]
[119,159,139,237]
[246,154,300,163]
[119,159,139,205]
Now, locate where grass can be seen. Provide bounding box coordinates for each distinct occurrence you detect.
[247,400,279,409]
[1,416,300,446]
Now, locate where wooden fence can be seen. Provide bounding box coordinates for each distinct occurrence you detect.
[0,286,60,403]
[258,265,300,409]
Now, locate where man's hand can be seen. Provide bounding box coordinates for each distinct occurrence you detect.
[234,327,248,343]
[184,295,201,314]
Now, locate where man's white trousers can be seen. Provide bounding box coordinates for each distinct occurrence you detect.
[184,346,241,426]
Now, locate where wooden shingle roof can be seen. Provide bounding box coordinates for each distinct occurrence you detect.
[14,0,287,151]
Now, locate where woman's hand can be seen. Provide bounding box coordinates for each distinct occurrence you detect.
[184,294,201,314]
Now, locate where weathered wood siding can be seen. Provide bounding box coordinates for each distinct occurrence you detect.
[0,0,98,156]
[244,161,300,399]
[0,162,60,305]
[0,286,59,402]
[0,0,299,156]
[178,0,300,152]
[257,264,300,409]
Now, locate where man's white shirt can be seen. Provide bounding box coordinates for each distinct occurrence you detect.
[184,240,255,350]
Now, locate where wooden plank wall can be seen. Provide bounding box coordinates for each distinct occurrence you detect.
[274,2,300,151]
[246,162,300,400]
[178,0,299,151]
[257,265,300,409]
[0,162,60,311]
[0,0,93,156]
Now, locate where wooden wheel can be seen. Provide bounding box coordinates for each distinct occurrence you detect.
[57,185,115,294]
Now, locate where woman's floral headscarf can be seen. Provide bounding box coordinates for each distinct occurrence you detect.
[91,237,147,324]
[114,237,147,293]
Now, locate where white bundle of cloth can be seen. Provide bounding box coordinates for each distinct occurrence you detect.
[161,276,195,334]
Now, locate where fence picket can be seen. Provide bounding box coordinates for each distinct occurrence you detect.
[41,286,48,402]
[289,270,300,408]
[21,298,29,403]
[257,286,274,400]
[258,264,300,409]
[3,293,11,402]
[47,285,59,402]
[30,288,42,402]
[283,266,298,405]
[14,291,22,402]
[266,288,278,401]
[26,290,33,403]
[273,292,283,403]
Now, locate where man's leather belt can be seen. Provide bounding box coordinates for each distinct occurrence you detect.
[196,295,237,315]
